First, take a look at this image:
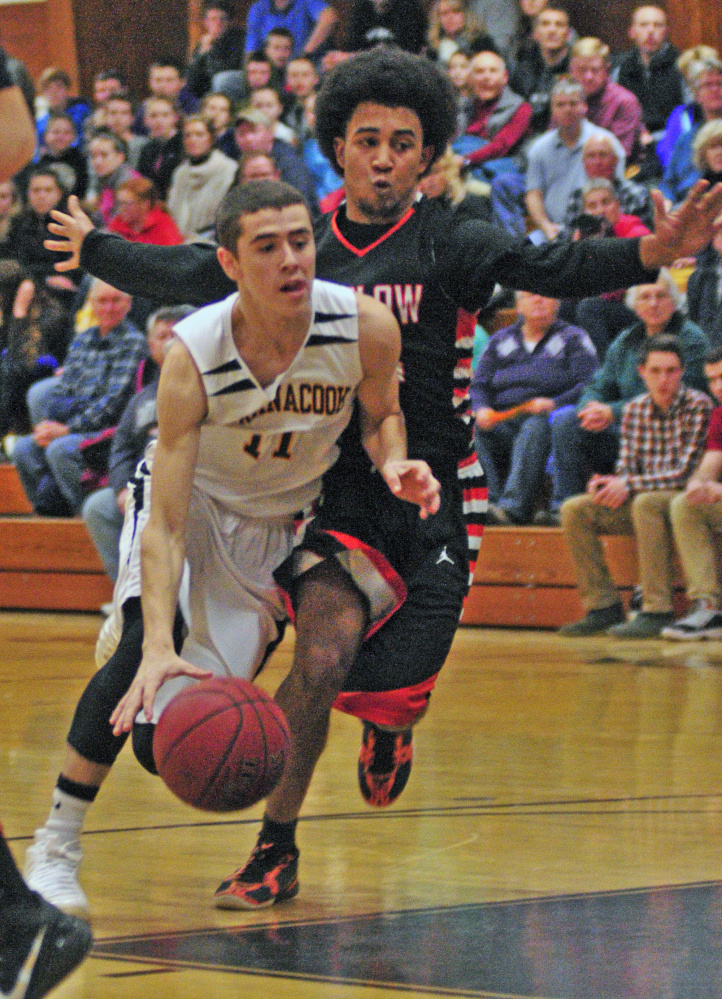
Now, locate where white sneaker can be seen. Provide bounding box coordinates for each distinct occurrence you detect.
[24,828,90,918]
[662,602,722,641]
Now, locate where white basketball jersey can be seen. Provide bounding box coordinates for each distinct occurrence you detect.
[174,280,362,517]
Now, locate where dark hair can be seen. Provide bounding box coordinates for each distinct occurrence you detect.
[266,27,294,42]
[705,345,722,366]
[95,67,127,86]
[538,1,570,22]
[105,90,134,110]
[315,48,458,175]
[216,180,308,252]
[638,333,685,367]
[27,165,67,195]
[45,111,77,134]
[150,56,185,76]
[89,127,129,160]
[203,0,234,16]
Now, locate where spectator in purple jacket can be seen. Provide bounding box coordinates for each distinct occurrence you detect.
[570,37,644,162]
[471,290,598,524]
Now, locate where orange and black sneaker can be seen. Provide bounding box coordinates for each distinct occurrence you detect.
[214,842,300,910]
[358,722,413,807]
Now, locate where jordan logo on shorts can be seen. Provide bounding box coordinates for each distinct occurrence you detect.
[436,547,455,566]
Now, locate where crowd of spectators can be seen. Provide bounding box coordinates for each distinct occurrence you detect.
[4,0,722,640]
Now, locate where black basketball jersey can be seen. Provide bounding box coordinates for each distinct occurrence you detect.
[313,196,654,474]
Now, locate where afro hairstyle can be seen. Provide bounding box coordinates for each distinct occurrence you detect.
[315,47,458,176]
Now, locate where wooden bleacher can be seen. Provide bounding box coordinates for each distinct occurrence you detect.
[0,464,112,611]
[0,464,693,625]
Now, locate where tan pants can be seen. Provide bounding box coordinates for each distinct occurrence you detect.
[669,493,722,607]
[561,490,680,613]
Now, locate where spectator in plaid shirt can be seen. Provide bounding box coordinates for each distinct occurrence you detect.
[13,279,147,516]
[559,333,712,638]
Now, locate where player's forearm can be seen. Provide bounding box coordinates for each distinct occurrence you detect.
[140,520,186,656]
[0,86,35,181]
[361,410,408,473]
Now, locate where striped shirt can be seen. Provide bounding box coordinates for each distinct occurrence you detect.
[616,386,712,495]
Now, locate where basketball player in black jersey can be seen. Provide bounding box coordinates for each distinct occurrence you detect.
[43,47,722,910]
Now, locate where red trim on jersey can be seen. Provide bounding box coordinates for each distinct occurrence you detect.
[330,206,416,258]
[333,673,438,727]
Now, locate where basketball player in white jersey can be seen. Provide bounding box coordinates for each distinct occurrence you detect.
[109,178,439,750]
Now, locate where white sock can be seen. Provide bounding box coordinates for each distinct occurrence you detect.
[42,788,92,847]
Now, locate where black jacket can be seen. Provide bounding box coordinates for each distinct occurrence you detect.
[687,243,722,348]
[614,43,684,134]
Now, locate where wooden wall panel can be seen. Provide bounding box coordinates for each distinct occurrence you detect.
[71,0,189,100]
[0,1,50,82]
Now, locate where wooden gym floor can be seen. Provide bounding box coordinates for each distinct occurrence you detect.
[3,611,722,999]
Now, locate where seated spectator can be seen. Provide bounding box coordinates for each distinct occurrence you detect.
[560,177,649,361]
[202,92,235,155]
[187,2,245,99]
[563,133,653,230]
[250,86,297,144]
[0,179,20,257]
[104,93,148,170]
[83,68,127,141]
[455,50,532,178]
[613,5,683,169]
[687,228,722,348]
[232,106,319,213]
[299,92,343,200]
[109,177,184,245]
[559,334,712,638]
[509,1,571,134]
[246,0,338,60]
[283,56,319,144]
[35,68,91,146]
[471,290,597,525]
[547,271,710,524]
[167,114,238,240]
[136,97,184,201]
[427,0,494,65]
[13,280,148,516]
[662,347,722,639]
[492,77,624,239]
[660,57,722,205]
[570,37,644,162]
[264,27,296,76]
[238,150,281,182]
[446,50,472,98]
[346,0,427,54]
[0,276,74,444]
[86,129,139,226]
[657,45,717,171]
[31,114,88,200]
[693,116,722,186]
[507,0,548,68]
[135,59,200,135]
[418,144,491,220]
[6,168,78,284]
[82,305,194,582]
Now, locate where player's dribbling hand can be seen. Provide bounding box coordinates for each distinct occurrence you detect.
[110,651,213,734]
[382,460,441,519]
[44,195,95,272]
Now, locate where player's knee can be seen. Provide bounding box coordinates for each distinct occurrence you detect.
[132,723,158,775]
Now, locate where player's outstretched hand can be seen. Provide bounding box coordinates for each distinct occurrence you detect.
[640,181,722,269]
[43,195,95,272]
[110,651,212,734]
[382,460,441,519]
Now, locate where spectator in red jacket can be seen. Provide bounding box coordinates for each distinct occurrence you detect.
[108,177,184,246]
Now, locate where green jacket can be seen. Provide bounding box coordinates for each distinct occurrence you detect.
[577,312,709,422]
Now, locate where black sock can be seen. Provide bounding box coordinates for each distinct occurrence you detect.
[56,775,99,803]
[0,832,35,907]
[259,816,297,852]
